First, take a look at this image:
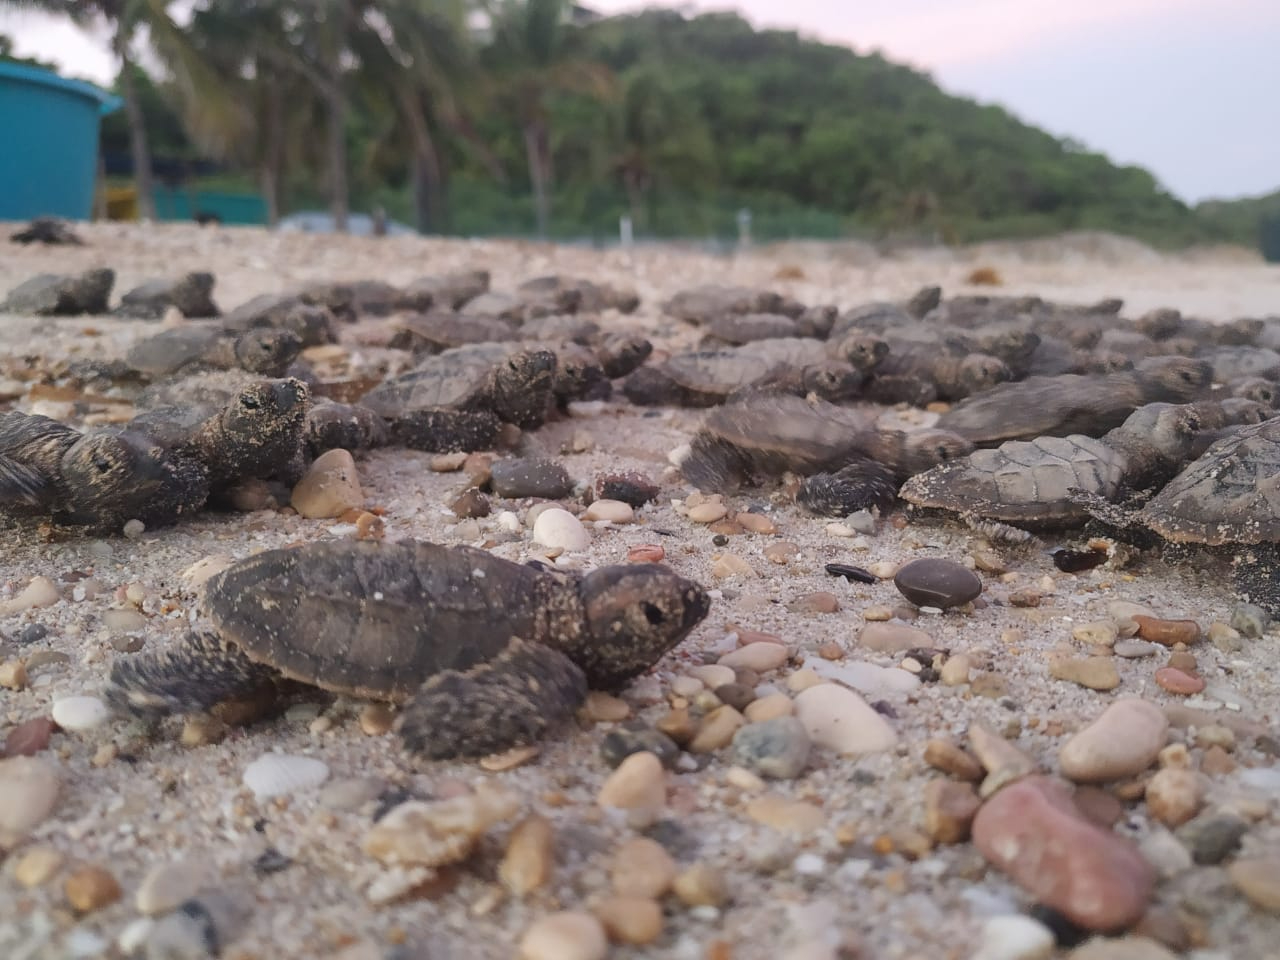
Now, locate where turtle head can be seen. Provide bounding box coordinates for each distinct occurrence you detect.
[60,430,172,524]
[1121,402,1203,460]
[802,363,863,403]
[959,354,1011,393]
[838,333,889,372]
[568,565,711,689]
[1138,357,1212,400]
[492,349,557,428]
[552,347,607,403]
[1231,378,1278,409]
[234,328,303,376]
[899,429,975,475]
[221,377,311,445]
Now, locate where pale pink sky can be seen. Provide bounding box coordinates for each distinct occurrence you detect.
[2,0,1277,202]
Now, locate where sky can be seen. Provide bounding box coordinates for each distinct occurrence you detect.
[1,0,1276,203]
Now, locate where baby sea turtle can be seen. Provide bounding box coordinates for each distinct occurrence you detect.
[114,273,220,320]
[127,379,312,492]
[679,394,972,493]
[0,411,207,530]
[9,217,84,246]
[3,268,114,316]
[107,539,711,758]
[123,322,303,379]
[663,284,802,324]
[623,348,861,408]
[361,346,557,451]
[938,357,1212,445]
[900,402,1228,532]
[388,312,518,353]
[865,341,1010,404]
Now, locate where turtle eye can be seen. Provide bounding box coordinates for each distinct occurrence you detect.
[241,394,261,410]
[937,444,952,462]
[641,602,664,625]
[92,454,113,473]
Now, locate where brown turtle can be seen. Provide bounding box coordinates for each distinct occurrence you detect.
[113,273,220,320]
[122,322,303,379]
[106,539,711,759]
[624,346,862,408]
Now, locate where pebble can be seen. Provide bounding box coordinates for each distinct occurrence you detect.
[968,723,1036,790]
[584,499,634,523]
[746,795,826,833]
[0,659,27,689]
[688,502,728,524]
[599,727,679,769]
[597,751,666,824]
[1176,811,1247,864]
[923,779,981,843]
[0,755,61,846]
[673,862,728,907]
[924,739,984,781]
[731,716,811,779]
[1073,786,1124,828]
[744,692,794,723]
[805,657,920,696]
[788,590,839,613]
[141,891,250,959]
[358,703,395,736]
[763,541,800,564]
[1058,698,1168,783]
[1228,857,1280,912]
[0,576,60,614]
[1154,667,1204,695]
[689,705,746,753]
[430,451,468,471]
[449,489,490,518]
[64,864,122,913]
[595,472,660,507]
[364,786,519,866]
[858,622,932,652]
[611,837,677,898]
[1068,938,1181,960]
[712,553,754,578]
[291,449,363,518]
[1230,602,1269,638]
[736,512,777,534]
[714,682,756,711]
[1073,621,1119,647]
[16,623,49,644]
[102,608,147,634]
[500,813,555,896]
[939,653,971,685]
[519,911,607,960]
[1049,655,1120,691]
[13,844,63,887]
[627,543,665,563]
[971,914,1056,960]
[972,775,1154,931]
[242,753,331,799]
[1114,639,1160,658]
[50,695,110,733]
[793,683,897,754]
[1144,768,1204,827]
[580,691,630,723]
[532,508,591,552]
[593,896,664,945]
[893,558,982,609]
[136,860,208,915]
[491,458,574,498]
[690,664,736,688]
[1132,616,1200,646]
[719,641,788,672]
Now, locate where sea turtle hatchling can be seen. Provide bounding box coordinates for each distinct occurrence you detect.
[122,322,303,379]
[900,401,1253,533]
[0,411,207,530]
[623,347,863,408]
[107,539,712,758]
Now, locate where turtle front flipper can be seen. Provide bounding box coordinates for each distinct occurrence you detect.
[0,454,54,509]
[106,629,279,717]
[396,638,587,760]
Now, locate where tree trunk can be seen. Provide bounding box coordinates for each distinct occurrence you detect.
[523,121,551,239]
[115,38,155,221]
[622,167,645,231]
[260,83,284,226]
[325,80,348,232]
[396,85,445,235]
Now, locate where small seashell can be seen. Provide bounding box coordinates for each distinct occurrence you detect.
[51,696,110,733]
[242,753,330,799]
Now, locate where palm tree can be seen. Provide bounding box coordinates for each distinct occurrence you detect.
[480,0,612,238]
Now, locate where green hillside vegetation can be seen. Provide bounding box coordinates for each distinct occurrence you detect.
[2,2,1275,252]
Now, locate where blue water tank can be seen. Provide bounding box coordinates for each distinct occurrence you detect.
[0,61,121,221]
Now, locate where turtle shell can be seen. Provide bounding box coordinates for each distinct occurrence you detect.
[203,540,550,701]
[900,434,1128,524]
[1139,417,1280,546]
[662,351,776,399]
[361,345,507,416]
[126,324,223,377]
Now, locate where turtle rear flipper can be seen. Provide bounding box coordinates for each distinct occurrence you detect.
[797,460,897,516]
[396,638,587,759]
[0,455,54,508]
[106,630,279,718]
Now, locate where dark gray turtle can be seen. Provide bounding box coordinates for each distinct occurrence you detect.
[938,357,1212,445]
[595,333,653,380]
[623,348,862,408]
[1229,377,1280,409]
[866,341,1011,404]
[796,461,900,517]
[122,322,303,380]
[9,217,84,245]
[106,539,711,758]
[113,273,219,320]
[0,411,207,530]
[220,295,339,346]
[517,275,640,314]
[128,378,311,491]
[679,394,973,493]
[397,269,490,312]
[305,398,387,458]
[3,269,114,316]
[1202,346,1280,384]
[900,402,1228,531]
[362,346,557,451]
[1026,334,1135,377]
[703,313,804,346]
[388,312,518,353]
[663,285,802,324]
[520,313,601,343]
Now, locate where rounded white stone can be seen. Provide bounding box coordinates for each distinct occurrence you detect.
[970,914,1055,960]
[136,860,208,915]
[51,695,110,732]
[242,753,330,799]
[583,498,634,523]
[793,683,898,755]
[532,508,590,552]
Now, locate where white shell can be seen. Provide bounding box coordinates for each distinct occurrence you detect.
[51,695,110,732]
[242,753,330,799]
[532,508,590,552]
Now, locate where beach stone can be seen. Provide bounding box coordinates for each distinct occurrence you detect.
[940,653,972,685]
[731,716,811,779]
[746,795,826,834]
[793,683,897,755]
[764,541,801,564]
[1073,786,1124,828]
[136,860,208,915]
[0,756,60,847]
[788,590,838,613]
[598,751,666,824]
[1230,602,1269,638]
[13,844,63,887]
[363,786,519,867]
[242,753,330,799]
[690,664,736,688]
[1229,857,1280,912]
[16,623,49,644]
[1073,621,1119,647]
[972,775,1155,931]
[611,837,677,898]
[584,499,633,523]
[1144,768,1203,827]
[971,914,1055,960]
[491,458,573,499]
[50,695,110,733]
[291,449,363,519]
[140,891,250,959]
[3,716,55,758]
[689,705,745,753]
[1058,699,1168,783]
[1154,667,1204,695]
[449,489,490,519]
[714,682,756,712]
[0,659,28,689]
[688,502,728,524]
[1113,640,1160,659]
[580,691,630,723]
[596,472,659,507]
[719,641,788,672]
[593,896,663,945]
[599,727,679,769]
[627,544,664,563]
[968,723,1036,786]
[745,692,794,723]
[893,558,981,609]
[500,814,555,896]
[923,779,981,843]
[736,511,777,534]
[1132,616,1200,647]
[858,622,932,652]
[519,911,607,960]
[1068,938,1179,960]
[673,862,728,907]
[0,576,60,614]
[532,508,591,552]
[65,864,122,913]
[1176,811,1247,864]
[924,739,984,781]
[1049,656,1120,691]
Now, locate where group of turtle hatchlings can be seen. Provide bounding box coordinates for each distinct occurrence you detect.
[3,257,1280,757]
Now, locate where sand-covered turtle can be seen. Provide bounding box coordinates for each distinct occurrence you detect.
[361,345,557,451]
[624,346,862,408]
[305,398,388,458]
[516,274,640,314]
[113,273,220,320]
[865,342,1010,405]
[0,411,207,530]
[663,284,803,324]
[9,217,84,246]
[388,312,518,353]
[107,539,711,758]
[899,401,1246,531]
[703,313,806,346]
[398,269,491,312]
[128,378,311,491]
[679,394,973,493]
[938,357,1212,445]
[3,268,114,316]
[121,322,303,380]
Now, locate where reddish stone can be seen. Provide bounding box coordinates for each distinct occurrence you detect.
[4,717,56,757]
[1155,667,1205,696]
[973,775,1155,931]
